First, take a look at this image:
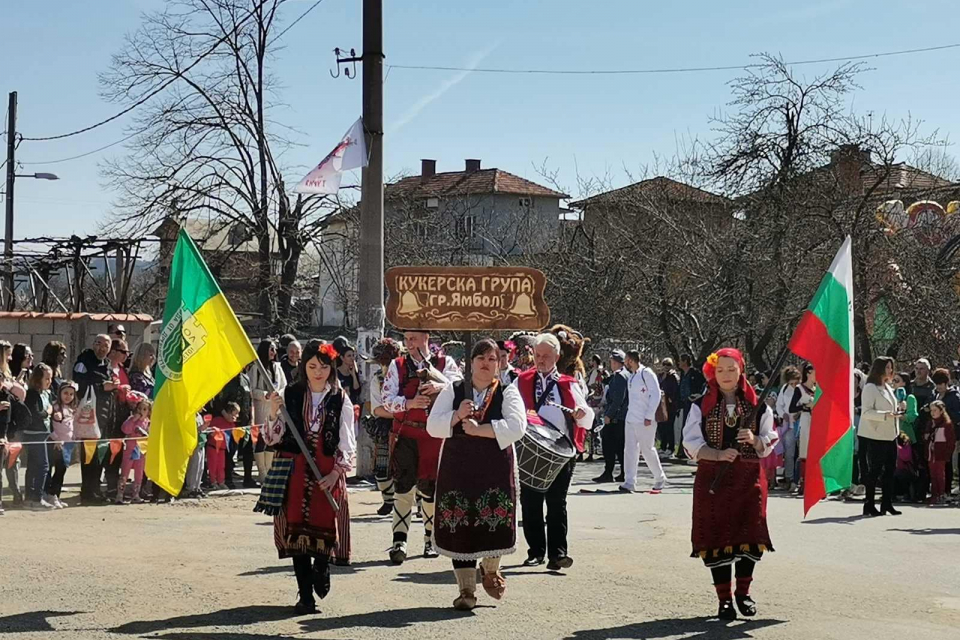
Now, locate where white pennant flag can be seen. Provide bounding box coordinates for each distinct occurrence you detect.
[294,118,368,194]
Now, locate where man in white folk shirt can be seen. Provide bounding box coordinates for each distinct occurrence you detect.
[381,330,463,564]
[621,349,667,494]
[515,333,594,571]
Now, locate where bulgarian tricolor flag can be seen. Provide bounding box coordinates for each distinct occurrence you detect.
[788,236,855,516]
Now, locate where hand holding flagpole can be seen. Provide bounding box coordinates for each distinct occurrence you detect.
[257,360,339,513]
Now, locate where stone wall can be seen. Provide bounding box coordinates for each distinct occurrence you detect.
[0,313,152,365]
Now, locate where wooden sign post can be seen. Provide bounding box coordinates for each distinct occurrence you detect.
[385,266,550,379]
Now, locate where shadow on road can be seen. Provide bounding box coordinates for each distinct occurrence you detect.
[156,633,306,640]
[238,558,390,577]
[888,527,960,535]
[800,514,865,525]
[566,615,786,639]
[298,606,469,632]
[111,605,292,635]
[392,570,450,585]
[0,611,83,634]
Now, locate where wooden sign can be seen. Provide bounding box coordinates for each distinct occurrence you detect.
[386,266,549,331]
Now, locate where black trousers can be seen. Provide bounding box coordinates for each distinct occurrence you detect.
[863,437,897,508]
[520,458,575,560]
[658,416,676,453]
[46,447,68,497]
[602,421,625,476]
[292,555,328,601]
[80,444,102,499]
[103,448,122,495]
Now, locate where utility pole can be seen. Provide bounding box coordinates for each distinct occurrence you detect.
[355,0,384,478]
[4,92,17,311]
[357,0,384,355]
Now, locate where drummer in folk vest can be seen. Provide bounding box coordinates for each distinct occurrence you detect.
[516,333,594,571]
[381,330,463,565]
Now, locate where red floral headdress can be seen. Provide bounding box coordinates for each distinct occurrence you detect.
[318,343,339,361]
[700,347,757,416]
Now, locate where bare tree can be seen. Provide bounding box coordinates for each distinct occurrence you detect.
[100,0,336,331]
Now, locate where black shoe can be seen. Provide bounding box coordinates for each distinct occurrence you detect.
[377,502,393,516]
[881,504,902,516]
[718,600,737,621]
[862,504,882,517]
[313,561,331,600]
[592,474,614,484]
[523,555,544,567]
[735,595,757,617]
[547,555,573,571]
[586,455,595,462]
[294,597,317,615]
[243,477,261,489]
[615,473,625,483]
[389,542,407,565]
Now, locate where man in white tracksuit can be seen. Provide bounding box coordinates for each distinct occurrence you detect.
[621,350,666,493]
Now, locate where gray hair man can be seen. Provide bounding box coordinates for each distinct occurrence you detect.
[515,332,594,571]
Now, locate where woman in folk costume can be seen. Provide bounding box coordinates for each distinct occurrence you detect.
[682,348,778,621]
[427,338,526,611]
[256,340,356,615]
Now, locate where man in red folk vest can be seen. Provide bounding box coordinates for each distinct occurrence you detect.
[381,330,462,565]
[515,333,594,571]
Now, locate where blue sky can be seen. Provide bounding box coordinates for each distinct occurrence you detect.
[4,0,960,239]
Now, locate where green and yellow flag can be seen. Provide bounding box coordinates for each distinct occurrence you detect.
[146,228,256,495]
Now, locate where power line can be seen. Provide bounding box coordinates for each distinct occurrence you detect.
[18,130,140,165]
[388,42,960,76]
[21,0,272,143]
[269,0,326,45]
[18,0,327,159]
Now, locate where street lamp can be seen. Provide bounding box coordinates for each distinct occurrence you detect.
[4,170,61,309]
[17,172,59,181]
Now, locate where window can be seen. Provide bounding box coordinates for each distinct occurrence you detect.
[518,197,532,208]
[412,220,428,240]
[456,215,476,239]
[426,197,440,209]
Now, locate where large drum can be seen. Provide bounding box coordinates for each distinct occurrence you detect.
[516,411,575,492]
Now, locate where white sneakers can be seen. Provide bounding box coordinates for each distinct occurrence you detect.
[28,499,56,511]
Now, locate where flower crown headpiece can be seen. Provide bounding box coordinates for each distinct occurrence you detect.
[701,348,746,381]
[318,343,339,360]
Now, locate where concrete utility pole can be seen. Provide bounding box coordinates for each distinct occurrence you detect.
[4,92,17,310]
[356,0,384,356]
[354,0,384,477]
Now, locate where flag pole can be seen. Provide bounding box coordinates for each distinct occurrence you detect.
[709,344,793,495]
[254,359,339,513]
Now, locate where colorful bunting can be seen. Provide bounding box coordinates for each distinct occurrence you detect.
[83,440,97,464]
[250,426,259,446]
[4,442,22,469]
[96,441,110,464]
[61,442,75,466]
[232,427,245,444]
[109,439,124,464]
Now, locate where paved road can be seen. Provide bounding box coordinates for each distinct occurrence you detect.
[2,460,958,640]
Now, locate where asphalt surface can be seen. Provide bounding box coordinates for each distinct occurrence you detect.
[2,460,958,640]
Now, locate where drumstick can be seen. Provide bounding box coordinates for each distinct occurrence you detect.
[545,400,577,415]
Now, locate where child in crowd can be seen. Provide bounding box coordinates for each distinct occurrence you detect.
[927,401,956,506]
[207,402,240,491]
[893,433,917,502]
[117,399,152,504]
[47,381,79,508]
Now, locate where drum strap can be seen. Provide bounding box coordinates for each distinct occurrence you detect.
[535,377,559,412]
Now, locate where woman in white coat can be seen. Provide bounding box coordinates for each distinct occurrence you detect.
[858,356,902,517]
[250,338,287,483]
